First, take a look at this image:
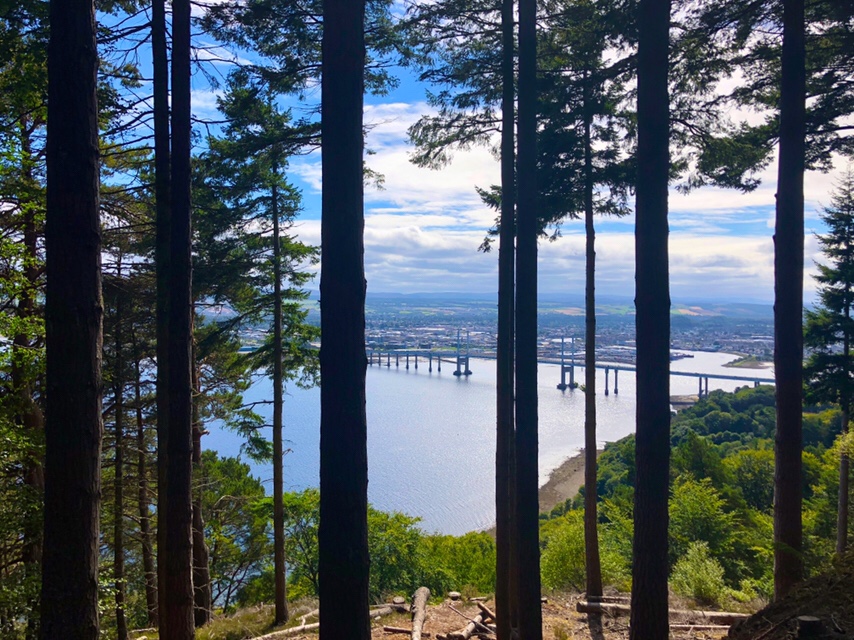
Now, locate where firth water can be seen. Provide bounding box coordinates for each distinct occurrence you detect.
[205,351,770,535]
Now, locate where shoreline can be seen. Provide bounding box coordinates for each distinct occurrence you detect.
[483,448,602,536]
[538,448,603,514]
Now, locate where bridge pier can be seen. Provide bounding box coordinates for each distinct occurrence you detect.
[704,376,709,396]
[429,354,433,372]
[396,354,399,367]
[614,369,619,395]
[406,354,409,370]
[698,376,703,397]
[386,353,390,367]
[415,354,418,370]
[754,380,760,388]
[604,367,610,396]
[438,356,442,372]
[454,355,471,377]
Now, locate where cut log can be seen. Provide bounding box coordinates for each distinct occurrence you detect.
[254,622,320,639]
[393,596,406,605]
[384,625,432,637]
[447,614,485,640]
[448,591,461,601]
[797,616,823,638]
[411,587,431,640]
[586,595,631,604]
[373,604,410,617]
[475,602,496,621]
[576,601,749,626]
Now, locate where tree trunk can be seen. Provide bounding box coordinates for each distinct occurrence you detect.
[583,76,603,599]
[152,0,170,629]
[114,259,128,640]
[40,1,102,638]
[272,166,290,625]
[192,349,212,628]
[629,0,671,637]
[134,345,158,627]
[495,0,516,636]
[13,125,45,640]
[515,0,542,636]
[773,0,806,601]
[159,0,196,635]
[837,409,849,554]
[839,278,852,555]
[318,0,370,638]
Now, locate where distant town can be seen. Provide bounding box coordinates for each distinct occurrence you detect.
[232,292,776,367]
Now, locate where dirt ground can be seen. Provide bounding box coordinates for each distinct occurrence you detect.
[360,593,734,640]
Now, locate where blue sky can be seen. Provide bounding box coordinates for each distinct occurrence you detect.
[186,16,846,305]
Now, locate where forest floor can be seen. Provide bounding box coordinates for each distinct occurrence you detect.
[363,593,735,640]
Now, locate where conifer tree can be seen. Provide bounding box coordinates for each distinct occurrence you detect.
[804,170,854,554]
[40,0,102,638]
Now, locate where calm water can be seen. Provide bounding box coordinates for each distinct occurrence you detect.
[205,350,773,535]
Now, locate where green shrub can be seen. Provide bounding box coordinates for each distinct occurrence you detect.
[670,541,727,607]
[540,510,630,592]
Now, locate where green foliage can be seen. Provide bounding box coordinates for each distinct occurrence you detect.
[540,510,630,592]
[670,541,728,607]
[200,451,272,612]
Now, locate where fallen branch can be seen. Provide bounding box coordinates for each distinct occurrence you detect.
[254,622,320,639]
[475,602,496,622]
[670,625,732,632]
[383,625,432,637]
[298,609,319,626]
[576,601,748,626]
[447,605,492,639]
[411,587,431,640]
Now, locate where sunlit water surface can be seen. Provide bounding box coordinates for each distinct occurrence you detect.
[206,350,773,535]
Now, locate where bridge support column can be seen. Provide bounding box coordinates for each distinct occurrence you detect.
[415,354,418,370]
[754,380,759,388]
[604,367,610,396]
[369,352,373,366]
[438,357,442,372]
[406,354,409,370]
[557,365,567,390]
[386,353,390,367]
[396,354,399,367]
[570,364,575,388]
[429,354,433,372]
[614,369,619,395]
[698,376,703,397]
[704,377,709,396]
[464,356,471,375]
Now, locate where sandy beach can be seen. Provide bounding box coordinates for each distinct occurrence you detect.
[538,448,602,514]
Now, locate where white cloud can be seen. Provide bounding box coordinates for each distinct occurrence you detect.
[284,96,848,302]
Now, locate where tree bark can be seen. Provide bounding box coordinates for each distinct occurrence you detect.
[152,0,170,629]
[838,409,849,554]
[495,0,516,637]
[411,587,430,640]
[114,259,128,640]
[272,167,290,625]
[158,0,195,635]
[515,0,542,636]
[40,1,102,638]
[318,0,370,638]
[583,72,603,600]
[773,0,806,600]
[629,0,671,637]
[192,349,212,628]
[134,345,158,627]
